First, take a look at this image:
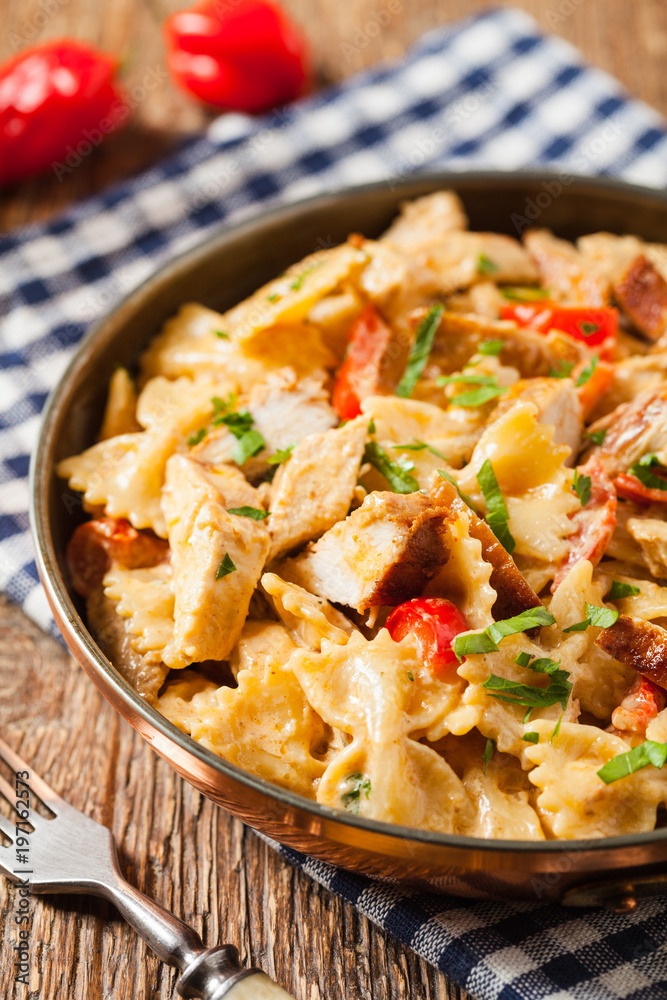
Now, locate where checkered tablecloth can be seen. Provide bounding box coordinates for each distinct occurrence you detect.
[2,7,667,998]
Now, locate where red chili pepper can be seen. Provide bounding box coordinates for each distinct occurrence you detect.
[386,597,469,677]
[0,40,125,187]
[500,301,618,349]
[332,304,394,420]
[164,0,309,113]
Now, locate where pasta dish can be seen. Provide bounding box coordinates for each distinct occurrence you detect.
[58,190,667,840]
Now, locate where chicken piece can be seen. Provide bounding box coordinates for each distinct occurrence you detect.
[596,615,667,689]
[197,463,265,510]
[589,353,667,420]
[625,518,667,578]
[192,367,337,481]
[66,517,169,598]
[614,254,667,341]
[583,386,667,479]
[283,491,450,613]
[611,674,667,736]
[416,232,538,295]
[380,191,468,252]
[577,232,644,284]
[86,588,168,704]
[524,229,609,305]
[267,417,367,561]
[429,475,541,622]
[551,458,616,591]
[161,455,270,667]
[493,378,583,462]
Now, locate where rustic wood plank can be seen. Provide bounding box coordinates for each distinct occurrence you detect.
[1,1,667,996]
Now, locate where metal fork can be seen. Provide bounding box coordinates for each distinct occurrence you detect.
[0,735,295,999]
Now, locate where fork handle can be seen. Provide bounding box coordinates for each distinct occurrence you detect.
[103,873,296,999]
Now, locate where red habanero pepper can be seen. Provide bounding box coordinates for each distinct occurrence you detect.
[500,302,618,350]
[0,40,125,186]
[163,0,309,113]
[332,304,394,420]
[386,597,469,677]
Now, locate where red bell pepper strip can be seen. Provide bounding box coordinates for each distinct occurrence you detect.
[500,301,618,348]
[386,597,469,677]
[614,473,667,506]
[66,517,169,597]
[612,674,667,735]
[0,40,125,187]
[164,0,309,113]
[331,304,394,420]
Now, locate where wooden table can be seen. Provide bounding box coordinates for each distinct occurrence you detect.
[1,1,667,997]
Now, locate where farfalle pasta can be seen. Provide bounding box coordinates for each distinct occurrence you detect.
[59,190,667,839]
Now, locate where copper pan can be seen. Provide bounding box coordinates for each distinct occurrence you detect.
[30,171,667,908]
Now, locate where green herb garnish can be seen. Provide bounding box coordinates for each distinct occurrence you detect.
[437,469,478,513]
[478,254,499,275]
[515,651,532,668]
[550,713,563,743]
[576,354,599,387]
[501,286,549,302]
[407,670,414,682]
[341,772,372,813]
[478,339,504,356]
[187,427,207,447]
[453,607,556,660]
[563,602,619,633]
[607,580,641,600]
[476,459,515,554]
[215,553,237,580]
[393,439,448,461]
[227,506,270,520]
[215,409,266,465]
[549,361,575,379]
[597,740,667,784]
[289,262,321,290]
[522,732,539,744]
[396,304,444,398]
[364,441,418,494]
[267,293,280,302]
[437,372,505,408]
[580,321,600,337]
[482,655,572,720]
[267,444,295,465]
[630,453,667,491]
[584,428,607,446]
[214,329,229,339]
[572,468,592,507]
[482,738,495,773]
[211,393,238,420]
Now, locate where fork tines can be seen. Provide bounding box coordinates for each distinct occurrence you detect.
[0,735,63,813]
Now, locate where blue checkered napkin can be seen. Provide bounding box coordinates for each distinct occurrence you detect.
[3,8,667,997]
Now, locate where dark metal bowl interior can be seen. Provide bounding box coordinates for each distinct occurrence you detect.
[30,171,667,903]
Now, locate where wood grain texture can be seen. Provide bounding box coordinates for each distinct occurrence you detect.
[0,1,666,996]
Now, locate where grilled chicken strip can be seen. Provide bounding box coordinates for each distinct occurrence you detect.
[596,614,667,690]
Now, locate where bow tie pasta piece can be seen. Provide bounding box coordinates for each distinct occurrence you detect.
[462,755,545,841]
[136,375,237,434]
[524,720,667,838]
[161,455,270,668]
[103,561,174,664]
[158,665,328,799]
[261,574,356,651]
[86,586,168,705]
[290,630,471,830]
[99,367,141,440]
[267,417,367,561]
[139,302,336,384]
[228,620,297,680]
[545,559,634,720]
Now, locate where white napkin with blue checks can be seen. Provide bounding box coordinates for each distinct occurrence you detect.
[2,8,667,997]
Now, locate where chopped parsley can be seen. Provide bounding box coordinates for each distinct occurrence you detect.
[476,459,515,554]
[290,261,321,290]
[437,372,505,408]
[407,670,415,682]
[630,453,667,491]
[364,441,418,494]
[478,339,504,356]
[187,427,207,447]
[515,651,532,668]
[453,607,557,660]
[396,304,444,398]
[368,419,376,434]
[572,468,592,507]
[477,254,499,275]
[267,444,295,465]
[211,393,238,420]
[215,552,237,580]
[482,738,495,773]
[584,428,607,446]
[607,580,641,600]
[341,772,372,813]
[393,439,448,461]
[483,655,572,721]
[501,286,549,302]
[522,732,539,744]
[214,329,229,339]
[549,360,575,379]
[214,408,266,465]
[267,293,281,302]
[550,713,564,743]
[437,469,478,513]
[575,354,599,387]
[580,321,600,337]
[597,740,667,785]
[563,602,619,633]
[227,506,270,520]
